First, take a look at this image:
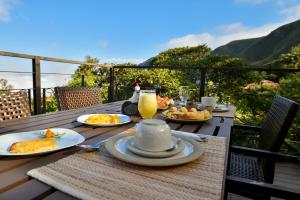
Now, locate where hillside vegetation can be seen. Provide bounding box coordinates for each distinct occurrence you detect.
[213,19,300,65]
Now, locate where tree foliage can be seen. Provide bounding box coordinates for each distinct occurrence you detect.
[265,44,300,68]
[0,79,14,90]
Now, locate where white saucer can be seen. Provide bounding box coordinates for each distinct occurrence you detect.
[105,133,204,167]
[126,136,185,158]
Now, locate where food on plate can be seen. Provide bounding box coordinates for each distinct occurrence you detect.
[156,96,174,109]
[170,106,177,111]
[180,107,188,113]
[35,129,65,138]
[85,114,120,124]
[190,108,197,112]
[9,138,57,153]
[45,129,55,138]
[162,107,211,121]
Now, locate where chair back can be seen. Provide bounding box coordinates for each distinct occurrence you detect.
[259,96,299,152]
[55,87,102,111]
[0,91,31,121]
[259,95,299,183]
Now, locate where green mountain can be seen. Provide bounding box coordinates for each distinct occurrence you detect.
[213,20,300,65]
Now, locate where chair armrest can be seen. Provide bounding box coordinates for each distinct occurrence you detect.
[231,145,300,162]
[226,175,300,199]
[233,125,262,131]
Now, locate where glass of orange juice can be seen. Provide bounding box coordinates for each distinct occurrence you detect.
[138,90,157,119]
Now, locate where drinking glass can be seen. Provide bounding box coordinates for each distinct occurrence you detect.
[179,86,190,106]
[138,90,157,119]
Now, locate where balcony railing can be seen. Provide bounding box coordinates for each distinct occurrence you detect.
[0,51,101,114]
[1,50,300,115]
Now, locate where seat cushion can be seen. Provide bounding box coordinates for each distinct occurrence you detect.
[230,153,265,182]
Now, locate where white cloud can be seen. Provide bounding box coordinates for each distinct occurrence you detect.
[0,57,77,89]
[162,22,283,50]
[0,0,17,22]
[233,0,295,6]
[103,57,146,64]
[280,3,300,22]
[0,73,72,89]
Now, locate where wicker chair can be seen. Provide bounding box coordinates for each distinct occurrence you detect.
[54,87,102,111]
[226,96,300,199]
[0,91,31,121]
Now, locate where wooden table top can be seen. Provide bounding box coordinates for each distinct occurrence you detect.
[0,101,234,200]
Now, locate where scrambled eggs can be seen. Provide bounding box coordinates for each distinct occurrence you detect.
[85,114,120,124]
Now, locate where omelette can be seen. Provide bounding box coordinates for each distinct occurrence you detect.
[9,138,57,153]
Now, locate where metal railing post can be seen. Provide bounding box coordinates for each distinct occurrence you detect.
[32,56,42,115]
[108,67,114,102]
[42,88,46,113]
[81,75,85,86]
[200,68,206,100]
[27,89,32,114]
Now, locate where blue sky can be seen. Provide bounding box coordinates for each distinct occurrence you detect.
[0,0,300,88]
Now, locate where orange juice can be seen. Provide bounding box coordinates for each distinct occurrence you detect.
[138,91,157,118]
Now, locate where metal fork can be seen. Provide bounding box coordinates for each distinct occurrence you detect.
[77,138,109,152]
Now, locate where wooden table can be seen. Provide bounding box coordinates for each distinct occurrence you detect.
[0,101,234,200]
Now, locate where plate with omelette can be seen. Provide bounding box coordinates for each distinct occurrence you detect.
[77,113,131,126]
[162,106,212,123]
[0,128,85,156]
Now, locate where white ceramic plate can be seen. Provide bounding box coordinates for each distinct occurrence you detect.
[0,128,85,156]
[105,133,204,167]
[213,104,230,112]
[126,136,185,158]
[197,103,230,112]
[161,113,212,123]
[77,114,131,127]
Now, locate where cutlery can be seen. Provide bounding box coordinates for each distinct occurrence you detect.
[195,133,209,141]
[171,130,208,142]
[78,138,109,152]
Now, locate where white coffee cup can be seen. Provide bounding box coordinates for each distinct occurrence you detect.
[201,96,217,109]
[135,119,172,152]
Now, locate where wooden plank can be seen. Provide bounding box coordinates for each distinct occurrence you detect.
[0,124,121,172]
[0,179,53,200]
[218,125,232,138]
[0,102,124,133]
[0,123,134,193]
[167,122,182,130]
[196,117,221,135]
[274,162,300,191]
[0,50,101,66]
[0,101,124,128]
[0,157,39,174]
[32,57,42,115]
[0,107,115,134]
[43,191,78,200]
[178,124,200,133]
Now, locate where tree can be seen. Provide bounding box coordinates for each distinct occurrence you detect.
[0,79,13,90]
[279,72,300,145]
[67,56,101,86]
[265,44,300,68]
[149,45,211,67]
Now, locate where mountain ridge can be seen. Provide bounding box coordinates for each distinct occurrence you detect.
[213,19,300,65]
